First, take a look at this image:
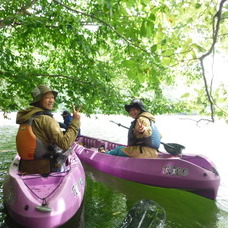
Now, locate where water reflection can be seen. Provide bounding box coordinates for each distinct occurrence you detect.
[83,178,127,228]
[84,163,220,228]
[0,151,16,228]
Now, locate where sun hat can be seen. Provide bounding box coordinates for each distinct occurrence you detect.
[125,99,147,112]
[30,84,58,105]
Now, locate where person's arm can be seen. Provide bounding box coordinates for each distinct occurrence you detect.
[34,105,81,150]
[134,117,151,137]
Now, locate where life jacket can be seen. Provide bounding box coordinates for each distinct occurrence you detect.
[16,112,52,160]
[128,118,161,149]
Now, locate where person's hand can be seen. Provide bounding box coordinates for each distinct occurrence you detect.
[135,120,145,134]
[72,104,82,120]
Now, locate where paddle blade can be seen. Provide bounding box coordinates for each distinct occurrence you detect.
[164,143,185,156]
[119,199,166,228]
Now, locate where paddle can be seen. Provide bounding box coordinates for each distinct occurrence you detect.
[110,120,185,156]
[160,142,185,156]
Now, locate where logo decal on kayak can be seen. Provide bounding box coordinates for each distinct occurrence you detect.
[72,182,79,196]
[72,178,84,196]
[163,165,189,176]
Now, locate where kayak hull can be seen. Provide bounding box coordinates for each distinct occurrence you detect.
[3,145,85,228]
[75,136,220,200]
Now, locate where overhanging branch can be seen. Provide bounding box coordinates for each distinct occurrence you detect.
[0,0,38,28]
[199,0,227,122]
[53,0,153,56]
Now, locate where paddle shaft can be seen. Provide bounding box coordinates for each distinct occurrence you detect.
[110,120,129,129]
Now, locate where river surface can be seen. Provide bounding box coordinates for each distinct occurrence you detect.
[0,112,228,227]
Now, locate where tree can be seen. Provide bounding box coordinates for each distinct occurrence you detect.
[0,0,227,120]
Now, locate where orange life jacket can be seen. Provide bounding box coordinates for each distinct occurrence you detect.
[16,116,51,160]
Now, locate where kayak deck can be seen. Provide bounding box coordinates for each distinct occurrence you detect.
[3,149,85,228]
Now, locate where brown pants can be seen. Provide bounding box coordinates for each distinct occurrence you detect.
[19,159,51,175]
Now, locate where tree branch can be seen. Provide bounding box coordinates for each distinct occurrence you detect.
[0,0,38,28]
[53,0,154,56]
[199,0,227,122]
[18,0,38,15]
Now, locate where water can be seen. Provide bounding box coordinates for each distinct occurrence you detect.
[0,112,228,227]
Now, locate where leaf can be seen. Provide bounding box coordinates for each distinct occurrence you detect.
[191,43,206,53]
[195,3,202,9]
[151,44,157,52]
[181,93,190,98]
[148,13,156,21]
[222,11,228,18]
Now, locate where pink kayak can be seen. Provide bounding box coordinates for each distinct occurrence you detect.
[3,144,85,228]
[75,136,220,200]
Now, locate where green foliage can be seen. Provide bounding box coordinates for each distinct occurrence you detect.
[0,0,227,119]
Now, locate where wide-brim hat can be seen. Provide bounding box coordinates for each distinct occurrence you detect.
[30,84,58,106]
[125,99,147,112]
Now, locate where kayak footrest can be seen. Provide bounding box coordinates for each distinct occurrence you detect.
[35,205,52,213]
